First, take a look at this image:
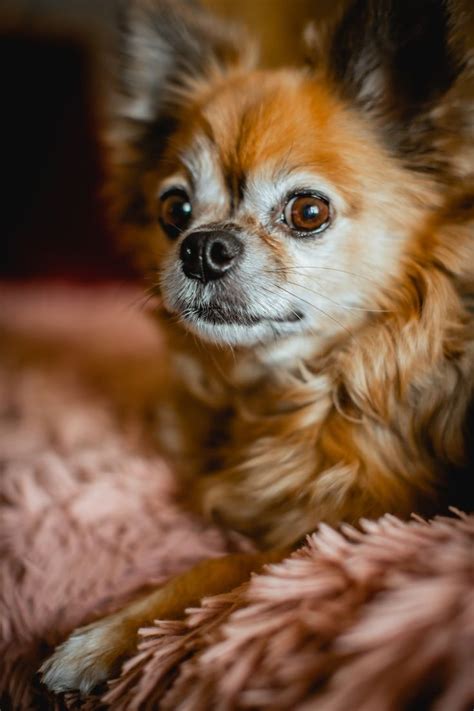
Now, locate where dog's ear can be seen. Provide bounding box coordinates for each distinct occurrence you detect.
[111,0,256,125]
[306,0,470,158]
[104,0,256,229]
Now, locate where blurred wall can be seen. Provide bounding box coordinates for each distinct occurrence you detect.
[206,0,316,67]
[206,1,350,67]
[0,0,328,281]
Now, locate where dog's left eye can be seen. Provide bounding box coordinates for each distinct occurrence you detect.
[283,193,331,234]
[159,188,193,239]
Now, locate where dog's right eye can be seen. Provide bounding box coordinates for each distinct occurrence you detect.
[159,189,192,239]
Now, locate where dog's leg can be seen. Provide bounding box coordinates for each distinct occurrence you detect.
[40,549,286,694]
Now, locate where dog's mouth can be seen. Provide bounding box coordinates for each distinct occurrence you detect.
[191,305,304,327]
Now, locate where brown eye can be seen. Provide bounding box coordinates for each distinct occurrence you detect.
[159,188,192,239]
[283,193,331,234]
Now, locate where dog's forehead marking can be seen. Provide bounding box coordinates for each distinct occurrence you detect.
[178,71,366,215]
[180,131,351,223]
[180,135,227,209]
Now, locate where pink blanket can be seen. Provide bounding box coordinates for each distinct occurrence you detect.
[1,283,472,710]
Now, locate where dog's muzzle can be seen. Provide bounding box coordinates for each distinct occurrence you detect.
[180,230,244,283]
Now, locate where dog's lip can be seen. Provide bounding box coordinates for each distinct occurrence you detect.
[195,306,260,326]
[192,305,303,326]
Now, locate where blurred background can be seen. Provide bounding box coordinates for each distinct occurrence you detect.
[0,0,325,283]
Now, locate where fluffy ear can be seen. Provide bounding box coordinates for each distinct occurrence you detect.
[104,0,256,230]
[305,0,471,161]
[111,0,256,125]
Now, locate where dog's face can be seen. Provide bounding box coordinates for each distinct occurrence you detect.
[152,69,425,348]
[110,0,465,350]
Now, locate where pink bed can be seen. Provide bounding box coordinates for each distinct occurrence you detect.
[1,283,472,710]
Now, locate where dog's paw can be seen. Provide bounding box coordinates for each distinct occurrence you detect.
[40,617,131,695]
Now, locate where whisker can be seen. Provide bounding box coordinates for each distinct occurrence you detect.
[271,283,358,342]
[285,279,391,313]
[257,284,305,324]
[258,284,326,344]
[125,287,159,314]
[265,265,389,291]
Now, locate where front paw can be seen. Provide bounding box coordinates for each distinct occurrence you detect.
[40,616,131,695]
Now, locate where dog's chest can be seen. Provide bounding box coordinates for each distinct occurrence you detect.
[176,334,326,399]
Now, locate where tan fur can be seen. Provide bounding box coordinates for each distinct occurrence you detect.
[142,75,472,548]
[166,226,473,547]
[41,0,473,694]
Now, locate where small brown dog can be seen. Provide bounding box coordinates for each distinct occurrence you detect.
[42,0,473,694]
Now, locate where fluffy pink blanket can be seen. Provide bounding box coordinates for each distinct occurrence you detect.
[1,283,472,710]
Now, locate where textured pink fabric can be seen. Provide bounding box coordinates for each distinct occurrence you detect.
[0,283,237,709]
[1,283,473,710]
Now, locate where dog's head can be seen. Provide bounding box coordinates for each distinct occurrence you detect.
[107,0,472,350]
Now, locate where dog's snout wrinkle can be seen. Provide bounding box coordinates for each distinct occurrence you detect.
[180,230,243,283]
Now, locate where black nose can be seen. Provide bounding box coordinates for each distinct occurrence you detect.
[180,230,243,283]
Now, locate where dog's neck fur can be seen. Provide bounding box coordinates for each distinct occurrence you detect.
[157,192,473,548]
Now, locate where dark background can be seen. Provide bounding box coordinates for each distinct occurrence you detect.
[1,17,133,280]
[0,0,322,282]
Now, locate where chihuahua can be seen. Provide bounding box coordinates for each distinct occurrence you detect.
[42,0,473,695]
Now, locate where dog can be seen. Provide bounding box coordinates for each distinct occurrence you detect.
[41,0,473,695]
